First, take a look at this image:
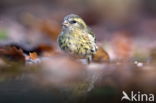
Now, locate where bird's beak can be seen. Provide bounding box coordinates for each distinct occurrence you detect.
[62,20,69,27]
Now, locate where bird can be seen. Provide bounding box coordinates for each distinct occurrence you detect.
[57,14,97,63]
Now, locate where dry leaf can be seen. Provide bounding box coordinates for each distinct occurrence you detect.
[0,46,25,63]
[29,52,38,60]
[37,44,54,52]
[36,44,61,57]
[93,47,110,62]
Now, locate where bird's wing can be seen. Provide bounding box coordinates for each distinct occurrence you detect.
[87,27,96,43]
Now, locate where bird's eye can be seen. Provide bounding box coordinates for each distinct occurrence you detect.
[70,20,77,24]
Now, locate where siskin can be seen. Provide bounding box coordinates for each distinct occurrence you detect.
[57,14,97,63]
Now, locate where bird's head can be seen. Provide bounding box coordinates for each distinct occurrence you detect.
[62,14,87,31]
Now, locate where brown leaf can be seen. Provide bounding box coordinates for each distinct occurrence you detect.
[93,47,110,62]
[36,44,61,57]
[0,46,25,63]
[38,44,54,52]
[29,52,38,60]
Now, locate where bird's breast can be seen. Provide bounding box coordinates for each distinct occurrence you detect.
[58,31,97,58]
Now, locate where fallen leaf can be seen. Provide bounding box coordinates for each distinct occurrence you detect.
[29,52,38,60]
[0,46,25,63]
[93,47,110,63]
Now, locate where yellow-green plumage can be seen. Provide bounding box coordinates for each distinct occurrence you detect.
[57,14,97,62]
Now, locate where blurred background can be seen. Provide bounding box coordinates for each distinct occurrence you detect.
[0,0,156,57]
[0,0,156,103]
[0,0,156,41]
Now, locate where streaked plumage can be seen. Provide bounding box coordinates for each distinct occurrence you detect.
[57,14,97,63]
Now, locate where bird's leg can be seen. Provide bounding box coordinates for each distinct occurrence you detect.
[87,56,92,64]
